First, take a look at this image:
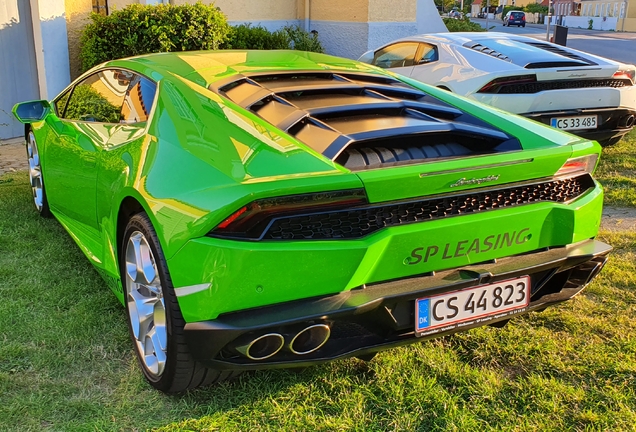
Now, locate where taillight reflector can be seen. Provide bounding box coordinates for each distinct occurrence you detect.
[478,74,537,93]
[209,189,368,240]
[555,154,599,177]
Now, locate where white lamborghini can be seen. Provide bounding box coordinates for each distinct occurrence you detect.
[359,32,636,146]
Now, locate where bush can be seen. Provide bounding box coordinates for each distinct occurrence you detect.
[80,3,325,73]
[282,25,323,53]
[502,6,524,18]
[223,24,324,53]
[223,24,290,50]
[525,3,548,14]
[442,17,486,32]
[80,3,231,72]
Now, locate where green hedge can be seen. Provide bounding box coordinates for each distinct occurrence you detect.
[442,17,486,32]
[502,6,525,18]
[80,3,324,73]
[80,3,230,72]
[222,24,324,53]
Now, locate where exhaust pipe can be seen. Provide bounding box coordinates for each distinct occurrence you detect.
[234,333,285,360]
[289,324,331,355]
[619,114,635,128]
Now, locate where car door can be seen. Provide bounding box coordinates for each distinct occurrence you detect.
[371,42,421,76]
[94,74,158,224]
[44,69,132,230]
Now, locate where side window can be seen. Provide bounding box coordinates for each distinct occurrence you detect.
[419,43,439,64]
[121,76,157,124]
[54,90,71,117]
[63,69,132,123]
[372,43,420,69]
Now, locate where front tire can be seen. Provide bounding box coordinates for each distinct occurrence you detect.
[122,213,237,392]
[26,130,51,218]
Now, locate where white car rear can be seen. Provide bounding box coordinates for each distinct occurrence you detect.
[359,32,636,146]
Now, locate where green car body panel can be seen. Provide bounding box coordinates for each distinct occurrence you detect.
[15,50,610,378]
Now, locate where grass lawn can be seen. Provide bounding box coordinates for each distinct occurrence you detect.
[1,132,635,431]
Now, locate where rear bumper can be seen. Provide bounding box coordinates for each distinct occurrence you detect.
[184,239,612,370]
[524,107,636,146]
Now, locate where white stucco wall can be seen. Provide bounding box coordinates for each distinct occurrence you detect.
[31,0,71,99]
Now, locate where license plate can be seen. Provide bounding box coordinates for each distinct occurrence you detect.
[415,276,530,336]
[550,115,598,130]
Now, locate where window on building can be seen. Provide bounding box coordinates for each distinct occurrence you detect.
[92,0,108,16]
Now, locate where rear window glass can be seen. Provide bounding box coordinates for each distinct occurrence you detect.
[121,76,157,123]
[511,12,525,17]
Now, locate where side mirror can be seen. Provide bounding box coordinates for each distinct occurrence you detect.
[12,100,51,123]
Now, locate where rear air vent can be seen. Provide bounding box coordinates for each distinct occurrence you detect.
[525,61,590,69]
[520,41,598,66]
[463,42,512,62]
[211,71,521,168]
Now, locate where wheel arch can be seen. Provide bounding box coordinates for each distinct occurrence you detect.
[116,195,147,264]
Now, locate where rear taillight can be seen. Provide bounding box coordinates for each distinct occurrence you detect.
[522,15,526,21]
[209,189,368,240]
[612,69,635,84]
[555,154,599,177]
[478,74,537,93]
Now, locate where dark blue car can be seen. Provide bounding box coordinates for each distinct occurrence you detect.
[503,11,526,27]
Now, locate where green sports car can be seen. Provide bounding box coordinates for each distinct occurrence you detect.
[13,50,612,393]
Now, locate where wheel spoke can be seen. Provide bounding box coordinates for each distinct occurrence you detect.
[124,229,167,378]
[27,132,43,211]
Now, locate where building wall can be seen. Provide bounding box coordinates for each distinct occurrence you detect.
[310,0,433,59]
[171,0,302,22]
[64,0,92,79]
[575,0,635,30]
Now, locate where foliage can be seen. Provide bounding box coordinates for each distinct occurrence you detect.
[282,25,324,53]
[223,24,324,53]
[80,3,231,72]
[525,3,548,14]
[223,24,289,50]
[434,0,457,13]
[443,17,487,32]
[589,18,594,29]
[64,84,121,123]
[595,130,636,207]
[503,5,524,17]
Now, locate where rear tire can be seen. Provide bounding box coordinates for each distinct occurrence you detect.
[121,213,239,393]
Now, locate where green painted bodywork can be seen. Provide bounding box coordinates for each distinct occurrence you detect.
[17,50,604,323]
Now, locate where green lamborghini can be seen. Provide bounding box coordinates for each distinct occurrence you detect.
[13,50,611,393]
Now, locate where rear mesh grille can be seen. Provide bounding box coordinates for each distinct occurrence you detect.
[496,79,631,94]
[264,175,593,240]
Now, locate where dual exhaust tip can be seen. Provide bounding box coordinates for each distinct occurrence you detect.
[234,324,331,361]
[619,114,635,128]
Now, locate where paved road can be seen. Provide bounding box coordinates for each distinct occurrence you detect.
[472,18,636,64]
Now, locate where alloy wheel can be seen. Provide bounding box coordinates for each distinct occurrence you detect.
[125,231,168,377]
[27,132,44,211]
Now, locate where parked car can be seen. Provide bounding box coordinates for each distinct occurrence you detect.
[13,50,611,393]
[359,32,636,146]
[503,10,526,27]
